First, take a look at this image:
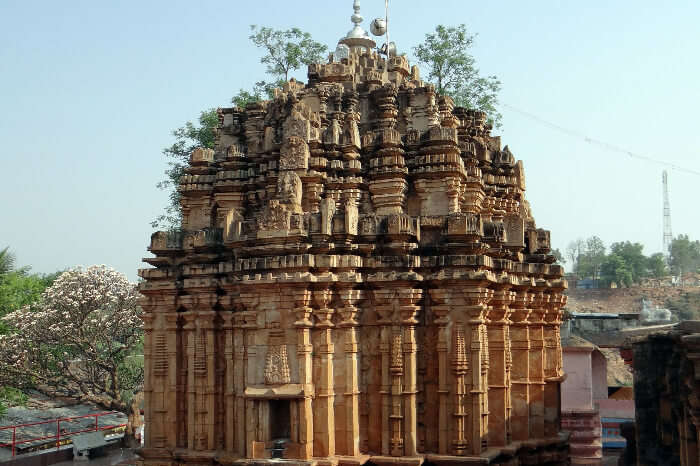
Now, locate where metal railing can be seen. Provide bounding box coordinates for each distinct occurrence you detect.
[0,411,126,457]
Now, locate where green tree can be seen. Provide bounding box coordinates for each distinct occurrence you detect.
[647,253,668,279]
[153,109,218,229]
[249,25,327,81]
[155,26,326,229]
[577,236,606,283]
[0,266,143,443]
[669,234,700,276]
[609,241,647,283]
[0,247,16,276]
[231,79,286,108]
[413,24,502,127]
[600,253,633,288]
[0,270,60,332]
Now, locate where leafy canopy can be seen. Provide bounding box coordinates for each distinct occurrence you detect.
[154,26,327,230]
[153,109,218,229]
[0,265,143,411]
[669,234,700,275]
[413,24,502,126]
[249,25,327,81]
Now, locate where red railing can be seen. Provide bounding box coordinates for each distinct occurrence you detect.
[0,411,126,457]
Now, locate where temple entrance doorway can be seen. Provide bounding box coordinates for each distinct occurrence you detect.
[269,399,291,458]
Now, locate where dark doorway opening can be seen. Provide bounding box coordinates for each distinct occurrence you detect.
[269,399,291,458]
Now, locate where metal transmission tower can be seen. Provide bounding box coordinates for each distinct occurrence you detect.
[663,170,673,257]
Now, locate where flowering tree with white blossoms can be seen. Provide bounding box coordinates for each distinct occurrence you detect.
[0,265,143,424]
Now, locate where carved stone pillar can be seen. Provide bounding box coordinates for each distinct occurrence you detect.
[142,311,156,447]
[510,289,533,441]
[338,288,363,456]
[293,289,314,459]
[198,310,217,450]
[463,287,492,455]
[221,312,235,452]
[232,312,247,456]
[429,289,450,455]
[544,290,566,438]
[486,285,515,447]
[182,311,198,450]
[164,312,181,449]
[313,288,336,457]
[399,288,421,456]
[528,291,548,440]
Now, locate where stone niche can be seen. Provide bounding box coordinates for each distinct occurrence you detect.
[139,33,568,466]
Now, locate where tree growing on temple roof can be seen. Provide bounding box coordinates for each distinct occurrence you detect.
[153,109,218,229]
[249,25,327,81]
[413,24,502,127]
[0,265,143,442]
[155,26,327,229]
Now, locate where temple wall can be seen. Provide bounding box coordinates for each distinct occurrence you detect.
[139,46,569,466]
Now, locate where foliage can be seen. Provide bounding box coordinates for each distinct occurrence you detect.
[249,25,327,81]
[153,109,218,229]
[567,236,674,285]
[0,270,60,333]
[155,26,326,229]
[413,24,502,127]
[576,236,606,283]
[0,247,16,276]
[231,79,286,108]
[0,387,28,416]
[0,265,142,413]
[647,253,668,279]
[669,234,700,276]
[609,241,647,283]
[600,254,633,288]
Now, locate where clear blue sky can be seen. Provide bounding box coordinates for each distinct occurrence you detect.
[2,0,699,280]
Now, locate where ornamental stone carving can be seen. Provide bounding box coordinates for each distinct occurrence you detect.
[140,5,569,465]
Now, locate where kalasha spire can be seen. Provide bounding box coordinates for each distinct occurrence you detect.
[338,0,376,53]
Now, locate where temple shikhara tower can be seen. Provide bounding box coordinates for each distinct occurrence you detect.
[139,3,569,465]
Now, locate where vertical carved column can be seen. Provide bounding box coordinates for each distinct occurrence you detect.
[399,288,421,457]
[182,311,197,450]
[338,289,363,457]
[164,311,181,449]
[141,311,156,447]
[510,288,533,441]
[452,323,469,455]
[429,289,450,455]
[543,290,566,438]
[238,295,259,458]
[486,285,515,447]
[313,288,335,457]
[378,299,392,456]
[390,331,404,456]
[199,309,217,451]
[233,312,247,456]
[221,312,235,452]
[293,289,314,460]
[528,291,548,439]
[464,287,492,455]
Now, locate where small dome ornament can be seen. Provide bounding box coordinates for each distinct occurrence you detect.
[338,0,376,53]
[370,18,387,37]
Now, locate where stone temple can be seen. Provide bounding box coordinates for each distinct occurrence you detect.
[139,4,569,466]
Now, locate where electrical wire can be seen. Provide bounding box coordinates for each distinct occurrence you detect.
[502,103,700,177]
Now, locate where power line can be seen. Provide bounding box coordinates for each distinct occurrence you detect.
[502,103,700,177]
